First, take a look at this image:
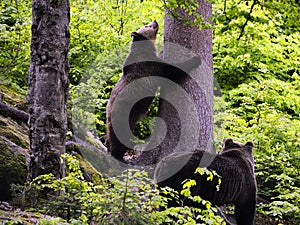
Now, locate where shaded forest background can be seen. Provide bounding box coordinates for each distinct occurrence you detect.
[0,0,300,224]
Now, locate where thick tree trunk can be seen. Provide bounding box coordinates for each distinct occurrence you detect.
[27,0,70,181]
[158,0,214,159]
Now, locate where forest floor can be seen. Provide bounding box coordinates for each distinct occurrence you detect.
[221,207,290,225]
[255,213,291,225]
[0,205,293,225]
[0,207,67,224]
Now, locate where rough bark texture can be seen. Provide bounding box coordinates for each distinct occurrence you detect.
[27,0,70,181]
[158,0,214,159]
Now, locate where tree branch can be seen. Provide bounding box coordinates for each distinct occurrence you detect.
[0,102,28,123]
[223,0,227,18]
[237,0,258,41]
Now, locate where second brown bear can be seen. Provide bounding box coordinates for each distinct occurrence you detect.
[154,139,257,225]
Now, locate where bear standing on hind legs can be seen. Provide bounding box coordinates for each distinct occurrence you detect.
[106,20,201,162]
[154,139,257,225]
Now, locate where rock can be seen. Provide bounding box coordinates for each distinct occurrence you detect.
[0,136,29,201]
[0,86,30,202]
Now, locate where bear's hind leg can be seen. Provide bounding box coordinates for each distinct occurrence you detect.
[235,192,256,225]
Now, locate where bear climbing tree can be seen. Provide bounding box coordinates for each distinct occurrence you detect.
[106,1,213,164]
[106,20,201,162]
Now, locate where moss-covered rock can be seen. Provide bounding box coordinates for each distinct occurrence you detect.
[0,116,29,148]
[0,85,29,201]
[0,136,28,201]
[0,84,110,201]
[66,141,114,184]
[0,84,27,110]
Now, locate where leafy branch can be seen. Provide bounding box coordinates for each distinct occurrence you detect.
[160,0,211,29]
[237,0,258,40]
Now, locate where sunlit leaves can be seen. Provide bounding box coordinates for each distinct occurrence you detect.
[161,167,225,225]
[213,0,300,89]
[0,0,31,87]
[18,155,226,224]
[160,0,211,29]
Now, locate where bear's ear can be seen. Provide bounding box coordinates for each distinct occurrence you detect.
[224,138,233,147]
[245,141,254,153]
[245,141,254,148]
[131,32,143,41]
[131,32,139,38]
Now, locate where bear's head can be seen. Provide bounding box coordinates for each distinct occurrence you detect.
[221,138,254,156]
[128,20,159,59]
[131,20,159,42]
[220,138,255,171]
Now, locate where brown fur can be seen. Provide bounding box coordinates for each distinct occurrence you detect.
[106,20,201,161]
[154,139,257,225]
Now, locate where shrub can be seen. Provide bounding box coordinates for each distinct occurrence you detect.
[12,154,226,224]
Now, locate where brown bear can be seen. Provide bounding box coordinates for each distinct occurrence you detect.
[154,139,257,225]
[106,20,201,161]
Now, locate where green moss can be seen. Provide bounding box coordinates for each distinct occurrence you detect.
[77,154,103,185]
[0,85,29,201]
[0,129,28,149]
[0,139,27,180]
[0,137,28,201]
[0,116,29,148]
[0,84,27,107]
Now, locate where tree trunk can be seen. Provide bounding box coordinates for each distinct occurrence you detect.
[158,0,214,159]
[27,0,70,181]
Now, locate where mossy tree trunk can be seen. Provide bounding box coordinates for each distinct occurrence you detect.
[27,0,70,181]
[158,0,214,159]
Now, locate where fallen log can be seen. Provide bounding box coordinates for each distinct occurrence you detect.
[0,102,28,123]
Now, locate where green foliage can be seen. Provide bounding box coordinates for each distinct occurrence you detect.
[12,155,226,224]
[0,0,31,87]
[159,167,225,225]
[3,0,300,223]
[134,92,160,141]
[213,0,300,90]
[214,76,300,221]
[228,75,300,119]
[258,196,300,220]
[0,209,69,224]
[159,0,210,29]
[181,168,223,225]
[194,167,221,191]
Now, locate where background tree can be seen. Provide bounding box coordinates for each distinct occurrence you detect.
[27,0,70,181]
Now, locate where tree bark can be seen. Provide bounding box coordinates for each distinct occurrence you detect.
[158,0,214,159]
[27,0,70,181]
